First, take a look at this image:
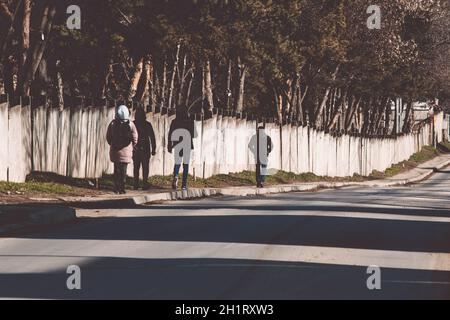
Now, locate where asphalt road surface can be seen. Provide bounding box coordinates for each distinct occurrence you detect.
[1,169,450,299]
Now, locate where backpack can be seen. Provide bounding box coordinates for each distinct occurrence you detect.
[111,120,133,149]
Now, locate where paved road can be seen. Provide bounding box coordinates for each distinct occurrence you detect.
[1,169,450,299]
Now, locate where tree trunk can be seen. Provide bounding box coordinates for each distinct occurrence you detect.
[177,54,188,107]
[327,89,347,131]
[313,65,340,127]
[16,1,56,96]
[291,77,299,120]
[161,61,167,108]
[402,100,414,133]
[3,56,14,95]
[138,55,152,105]
[19,0,31,72]
[314,87,331,128]
[204,60,214,112]
[106,62,118,98]
[148,56,156,109]
[284,78,293,117]
[127,56,144,101]
[201,65,205,111]
[362,98,373,135]
[0,1,13,25]
[373,98,389,134]
[154,69,160,106]
[168,43,180,109]
[185,64,194,108]
[355,102,362,133]
[0,0,17,62]
[392,99,398,135]
[384,100,391,135]
[31,57,52,96]
[273,88,283,123]
[345,96,360,132]
[226,58,232,110]
[298,85,308,123]
[55,60,64,110]
[367,98,379,134]
[93,53,111,98]
[355,98,365,133]
[235,57,246,113]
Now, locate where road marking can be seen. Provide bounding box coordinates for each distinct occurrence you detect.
[0,239,449,272]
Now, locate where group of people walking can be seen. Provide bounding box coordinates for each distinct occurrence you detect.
[106,104,272,194]
[107,104,195,194]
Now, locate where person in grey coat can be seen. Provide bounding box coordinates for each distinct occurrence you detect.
[249,126,273,188]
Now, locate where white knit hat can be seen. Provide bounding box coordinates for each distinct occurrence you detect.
[117,105,130,120]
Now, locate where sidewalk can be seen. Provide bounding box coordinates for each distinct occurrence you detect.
[61,153,450,205]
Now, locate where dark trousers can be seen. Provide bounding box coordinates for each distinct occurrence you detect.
[174,164,189,187]
[133,152,150,187]
[256,163,267,185]
[114,162,128,192]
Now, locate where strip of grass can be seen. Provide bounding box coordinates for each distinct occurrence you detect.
[0,181,74,195]
[369,143,448,179]
[141,170,364,189]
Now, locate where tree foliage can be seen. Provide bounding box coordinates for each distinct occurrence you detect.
[0,0,449,133]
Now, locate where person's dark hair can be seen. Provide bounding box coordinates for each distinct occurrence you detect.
[135,107,147,122]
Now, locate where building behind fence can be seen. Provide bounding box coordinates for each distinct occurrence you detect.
[0,95,447,183]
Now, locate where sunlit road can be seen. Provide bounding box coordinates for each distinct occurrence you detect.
[1,169,450,299]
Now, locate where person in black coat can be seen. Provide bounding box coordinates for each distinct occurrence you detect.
[133,107,157,190]
[168,106,196,190]
[249,126,273,188]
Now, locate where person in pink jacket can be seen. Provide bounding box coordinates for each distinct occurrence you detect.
[106,105,138,194]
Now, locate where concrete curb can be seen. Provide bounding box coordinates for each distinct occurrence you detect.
[129,157,450,205]
[0,206,76,235]
[130,184,324,205]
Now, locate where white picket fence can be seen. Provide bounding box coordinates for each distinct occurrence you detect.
[0,98,441,183]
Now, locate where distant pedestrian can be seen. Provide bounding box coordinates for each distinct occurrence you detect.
[133,107,157,190]
[106,105,138,194]
[168,106,196,190]
[249,126,273,188]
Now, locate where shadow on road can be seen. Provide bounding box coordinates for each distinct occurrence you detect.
[7,212,450,253]
[0,256,449,299]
